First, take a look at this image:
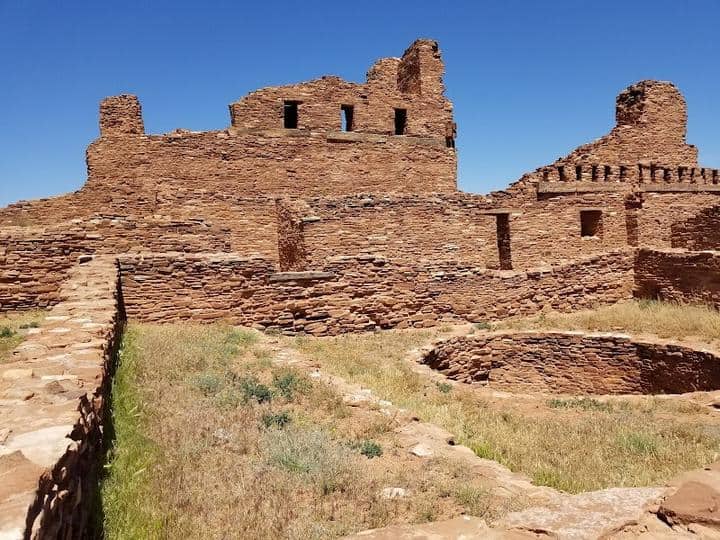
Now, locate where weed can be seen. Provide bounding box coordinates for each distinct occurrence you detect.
[234,375,273,403]
[272,369,310,400]
[473,321,491,331]
[18,321,39,329]
[435,381,452,394]
[262,411,292,429]
[0,326,15,338]
[264,428,358,494]
[355,440,383,459]
[192,373,223,396]
[454,486,491,517]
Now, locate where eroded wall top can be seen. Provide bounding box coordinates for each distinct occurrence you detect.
[227,39,454,140]
[86,38,457,198]
[561,80,698,166]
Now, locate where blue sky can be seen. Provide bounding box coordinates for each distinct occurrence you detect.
[1,0,718,206]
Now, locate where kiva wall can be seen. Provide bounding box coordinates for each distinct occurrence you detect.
[422,331,720,395]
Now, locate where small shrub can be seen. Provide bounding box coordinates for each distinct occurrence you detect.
[225,328,258,347]
[435,381,452,394]
[355,440,383,459]
[192,373,223,396]
[473,321,491,331]
[221,328,258,358]
[235,375,273,403]
[548,397,613,412]
[0,326,15,338]
[272,370,310,400]
[262,411,292,429]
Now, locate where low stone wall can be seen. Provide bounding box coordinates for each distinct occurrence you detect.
[422,331,720,395]
[634,248,720,307]
[422,332,720,395]
[0,257,123,539]
[118,250,634,335]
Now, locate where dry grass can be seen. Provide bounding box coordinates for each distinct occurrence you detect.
[102,324,516,539]
[0,310,44,362]
[494,299,720,345]
[292,330,720,493]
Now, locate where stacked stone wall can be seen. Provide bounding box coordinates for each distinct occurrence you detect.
[118,251,634,335]
[634,248,720,307]
[0,208,274,311]
[283,192,631,270]
[422,331,720,395]
[0,257,122,539]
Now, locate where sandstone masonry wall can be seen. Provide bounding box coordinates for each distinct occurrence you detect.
[119,251,634,335]
[0,257,122,539]
[280,192,631,270]
[670,203,720,250]
[634,248,720,307]
[422,331,720,395]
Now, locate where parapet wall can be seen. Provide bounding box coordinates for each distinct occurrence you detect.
[118,250,634,335]
[0,257,122,539]
[421,331,720,395]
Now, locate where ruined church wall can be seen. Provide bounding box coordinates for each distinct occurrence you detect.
[85,129,457,198]
[286,194,500,269]
[670,204,720,250]
[549,81,697,169]
[119,250,634,335]
[0,204,276,311]
[229,39,453,139]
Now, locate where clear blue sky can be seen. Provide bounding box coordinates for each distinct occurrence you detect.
[1,0,718,207]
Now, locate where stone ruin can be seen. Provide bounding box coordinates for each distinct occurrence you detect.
[2,38,720,537]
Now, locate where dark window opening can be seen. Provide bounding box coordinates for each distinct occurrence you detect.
[445,136,455,148]
[575,165,583,181]
[496,214,512,270]
[580,210,603,238]
[394,108,407,135]
[283,101,299,129]
[341,104,354,132]
[558,166,566,181]
[604,165,612,181]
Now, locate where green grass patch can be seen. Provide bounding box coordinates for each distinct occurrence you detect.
[100,327,164,539]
